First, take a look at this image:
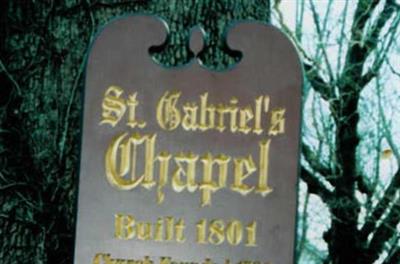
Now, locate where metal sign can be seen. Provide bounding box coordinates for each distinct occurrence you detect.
[74,16,302,264]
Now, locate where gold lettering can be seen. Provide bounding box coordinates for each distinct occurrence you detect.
[153,91,286,137]
[226,220,243,246]
[269,108,286,136]
[156,152,171,204]
[232,156,256,196]
[105,133,135,190]
[199,154,230,207]
[114,215,185,243]
[126,92,146,129]
[154,218,164,242]
[256,139,273,196]
[92,253,104,264]
[195,219,257,247]
[245,221,257,247]
[165,216,174,241]
[142,134,156,189]
[182,103,198,131]
[196,219,207,244]
[143,256,153,264]
[204,259,213,264]
[115,214,135,240]
[228,97,239,133]
[156,91,181,131]
[100,86,126,127]
[92,253,114,264]
[199,93,216,131]
[175,219,186,243]
[238,107,254,134]
[137,222,152,240]
[160,257,171,264]
[253,96,269,135]
[104,129,275,205]
[216,104,230,132]
[92,254,154,264]
[209,219,225,245]
[105,133,154,190]
[172,152,199,193]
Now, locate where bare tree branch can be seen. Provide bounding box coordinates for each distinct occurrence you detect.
[386,56,400,78]
[340,0,382,89]
[301,166,333,204]
[0,182,29,191]
[304,62,333,101]
[309,0,335,83]
[336,0,349,78]
[302,143,333,181]
[360,10,400,87]
[356,174,374,196]
[367,198,400,263]
[273,1,334,101]
[361,80,400,239]
[363,0,398,56]
[383,245,400,264]
[0,57,21,96]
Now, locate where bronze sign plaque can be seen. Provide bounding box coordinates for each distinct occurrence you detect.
[74,16,302,264]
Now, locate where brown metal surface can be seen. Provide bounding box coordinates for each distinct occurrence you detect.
[74,16,302,264]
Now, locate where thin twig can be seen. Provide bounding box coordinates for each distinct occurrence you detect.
[0,58,21,95]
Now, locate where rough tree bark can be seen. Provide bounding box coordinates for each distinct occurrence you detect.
[0,1,270,263]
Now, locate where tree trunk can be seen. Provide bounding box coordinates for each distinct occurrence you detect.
[328,93,362,264]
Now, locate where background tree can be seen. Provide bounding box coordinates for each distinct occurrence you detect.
[272,1,400,263]
[1,1,400,264]
[0,1,269,263]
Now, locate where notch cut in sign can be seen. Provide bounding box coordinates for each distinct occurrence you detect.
[149,26,242,70]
